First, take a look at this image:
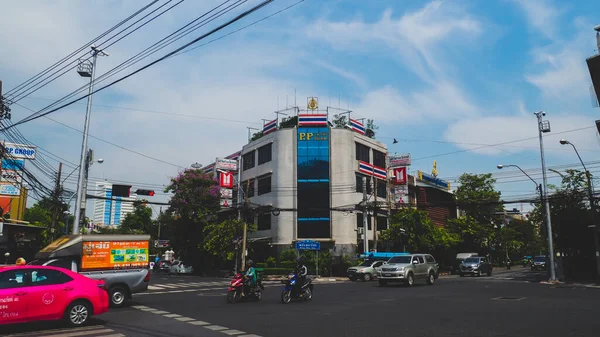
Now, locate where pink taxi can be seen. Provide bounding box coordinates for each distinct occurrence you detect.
[0,265,109,326]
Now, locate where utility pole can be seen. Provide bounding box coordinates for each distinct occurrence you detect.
[373,178,378,251]
[535,111,557,281]
[157,207,162,240]
[73,46,108,234]
[50,163,63,242]
[362,176,368,254]
[241,179,250,271]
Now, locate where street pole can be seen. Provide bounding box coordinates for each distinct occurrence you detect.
[241,179,250,271]
[535,111,557,281]
[73,46,107,234]
[50,162,62,242]
[157,207,162,240]
[362,176,368,254]
[373,178,378,251]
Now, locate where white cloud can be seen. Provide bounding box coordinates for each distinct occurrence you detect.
[510,0,562,39]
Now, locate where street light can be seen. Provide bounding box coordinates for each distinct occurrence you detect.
[559,139,600,279]
[534,111,557,281]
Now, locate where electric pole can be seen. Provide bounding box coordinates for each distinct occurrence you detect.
[373,178,378,251]
[50,163,63,242]
[362,176,368,254]
[241,179,250,271]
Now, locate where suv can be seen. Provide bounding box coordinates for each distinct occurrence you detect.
[459,256,492,277]
[531,255,547,271]
[347,260,385,281]
[377,254,439,287]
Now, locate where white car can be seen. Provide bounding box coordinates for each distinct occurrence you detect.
[169,260,194,274]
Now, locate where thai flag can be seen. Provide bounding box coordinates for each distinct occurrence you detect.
[373,165,387,180]
[350,119,365,135]
[263,119,277,135]
[298,114,328,126]
[203,164,214,174]
[226,151,240,160]
[358,161,374,175]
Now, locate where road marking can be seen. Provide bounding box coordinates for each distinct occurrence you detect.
[151,310,169,314]
[39,329,115,337]
[1,325,107,337]
[133,306,262,337]
[97,335,125,337]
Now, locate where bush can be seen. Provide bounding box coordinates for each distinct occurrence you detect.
[263,268,289,276]
[281,261,296,269]
[255,262,267,268]
[266,256,276,267]
[279,249,297,262]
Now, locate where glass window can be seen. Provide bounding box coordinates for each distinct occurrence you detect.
[242,179,255,198]
[376,216,387,231]
[373,150,386,168]
[373,261,384,268]
[257,213,271,230]
[47,259,73,271]
[31,269,73,286]
[388,256,411,264]
[417,256,425,264]
[0,270,27,289]
[376,180,386,198]
[242,151,255,171]
[356,175,372,194]
[356,212,372,230]
[257,175,272,196]
[298,219,330,239]
[258,143,272,165]
[425,255,436,263]
[356,142,370,162]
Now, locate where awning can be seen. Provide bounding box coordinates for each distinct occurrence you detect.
[247,237,271,243]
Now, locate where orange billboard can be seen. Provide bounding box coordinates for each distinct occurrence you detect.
[81,241,149,270]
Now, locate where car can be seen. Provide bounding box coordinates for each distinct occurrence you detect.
[347,260,386,281]
[452,253,479,275]
[169,261,194,274]
[531,255,547,271]
[377,254,439,287]
[0,265,109,326]
[459,256,492,277]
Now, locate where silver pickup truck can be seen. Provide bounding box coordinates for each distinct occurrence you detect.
[377,254,439,287]
[31,234,150,307]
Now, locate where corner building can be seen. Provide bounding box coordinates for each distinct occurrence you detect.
[237,124,389,258]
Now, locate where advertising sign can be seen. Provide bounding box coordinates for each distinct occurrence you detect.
[1,170,22,184]
[389,154,411,168]
[81,241,149,270]
[220,199,232,208]
[215,158,238,171]
[1,159,24,171]
[219,172,234,188]
[2,142,36,159]
[0,183,20,196]
[220,188,233,198]
[296,240,321,250]
[393,167,407,185]
[418,171,450,190]
[394,185,409,205]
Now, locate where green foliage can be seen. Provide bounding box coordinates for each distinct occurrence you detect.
[281,260,296,269]
[279,249,297,262]
[119,200,153,234]
[265,256,276,267]
[262,268,289,276]
[203,219,256,261]
[380,209,458,253]
[365,119,379,138]
[332,114,348,128]
[341,254,355,270]
[446,216,492,252]
[250,131,264,142]
[454,173,502,226]
[23,197,69,246]
[255,262,267,268]
[279,116,298,129]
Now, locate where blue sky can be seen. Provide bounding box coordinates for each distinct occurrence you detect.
[1,0,599,215]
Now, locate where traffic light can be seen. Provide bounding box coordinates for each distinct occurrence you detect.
[136,189,155,196]
[112,185,131,197]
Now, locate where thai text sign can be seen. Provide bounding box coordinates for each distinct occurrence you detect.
[389,154,411,168]
[418,171,450,190]
[215,158,237,171]
[296,240,320,250]
[81,240,149,270]
[2,142,36,159]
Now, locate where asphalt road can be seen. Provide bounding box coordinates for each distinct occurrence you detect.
[2,267,599,337]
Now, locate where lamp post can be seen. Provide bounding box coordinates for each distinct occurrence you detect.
[73,45,108,234]
[559,139,600,279]
[534,111,557,281]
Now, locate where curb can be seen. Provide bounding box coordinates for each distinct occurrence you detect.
[541,280,600,289]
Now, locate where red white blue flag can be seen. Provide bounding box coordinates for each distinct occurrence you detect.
[350,119,365,135]
[263,119,277,135]
[373,165,387,179]
[358,161,373,175]
[298,114,328,126]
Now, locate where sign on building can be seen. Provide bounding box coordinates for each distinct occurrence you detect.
[393,185,409,205]
[393,167,407,185]
[418,170,450,190]
[220,188,233,199]
[220,199,233,208]
[1,170,22,184]
[296,240,321,250]
[1,159,24,170]
[389,154,411,168]
[2,142,36,159]
[0,183,20,196]
[215,158,238,171]
[220,172,234,188]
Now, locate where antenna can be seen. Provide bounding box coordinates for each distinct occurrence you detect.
[294,88,297,109]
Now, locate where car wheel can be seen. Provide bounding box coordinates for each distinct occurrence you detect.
[349,276,357,281]
[405,273,414,287]
[109,286,127,308]
[378,280,387,287]
[363,273,372,282]
[64,300,92,327]
[427,272,435,285]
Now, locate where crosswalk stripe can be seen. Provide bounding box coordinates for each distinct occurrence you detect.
[222,330,247,335]
[39,329,114,337]
[2,326,106,337]
[97,334,125,337]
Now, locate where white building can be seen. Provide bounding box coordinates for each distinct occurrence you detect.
[93,182,137,226]
[204,121,390,258]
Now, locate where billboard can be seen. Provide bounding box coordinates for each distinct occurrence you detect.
[215,157,237,171]
[81,240,149,270]
[393,185,409,205]
[0,184,20,196]
[1,159,24,170]
[1,170,22,184]
[2,142,36,159]
[417,170,450,190]
[389,154,411,168]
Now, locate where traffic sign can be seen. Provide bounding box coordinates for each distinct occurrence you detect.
[296,240,320,250]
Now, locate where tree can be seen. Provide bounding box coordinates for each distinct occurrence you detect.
[332,114,348,128]
[250,131,264,142]
[203,219,256,262]
[164,169,220,270]
[279,116,298,129]
[446,215,492,253]
[365,119,379,138]
[119,200,153,234]
[454,173,503,225]
[23,197,68,246]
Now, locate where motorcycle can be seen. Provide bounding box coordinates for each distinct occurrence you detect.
[226,272,263,303]
[281,272,314,304]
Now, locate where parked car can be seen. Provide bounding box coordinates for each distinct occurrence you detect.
[347,260,386,281]
[377,254,439,287]
[452,252,479,275]
[459,256,492,277]
[169,261,194,274]
[531,255,547,271]
[0,265,109,326]
[155,261,172,273]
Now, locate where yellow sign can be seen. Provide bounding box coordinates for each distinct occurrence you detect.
[432,160,438,177]
[299,132,328,141]
[307,97,318,111]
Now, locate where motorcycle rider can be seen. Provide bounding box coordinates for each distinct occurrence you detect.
[242,260,257,297]
[295,257,308,291]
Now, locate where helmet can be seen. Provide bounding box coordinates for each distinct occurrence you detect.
[297,257,304,265]
[15,258,26,266]
[246,259,254,266]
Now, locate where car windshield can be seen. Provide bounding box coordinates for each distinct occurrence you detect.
[359,261,373,266]
[534,256,546,262]
[26,260,46,265]
[388,256,411,264]
[464,258,480,264]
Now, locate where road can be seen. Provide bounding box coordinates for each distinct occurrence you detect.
[2,267,598,337]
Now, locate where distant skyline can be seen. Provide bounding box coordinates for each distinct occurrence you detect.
[1,0,599,216]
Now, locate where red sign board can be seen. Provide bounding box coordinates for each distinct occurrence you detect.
[220,172,234,188]
[393,167,407,185]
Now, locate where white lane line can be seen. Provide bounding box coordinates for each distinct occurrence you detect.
[189,320,211,326]
[238,335,262,337]
[221,329,247,335]
[132,305,149,309]
[97,334,126,337]
[151,310,169,314]
[41,329,115,337]
[148,285,165,290]
[175,317,196,322]
[1,325,105,337]
[163,313,182,318]
[205,325,228,331]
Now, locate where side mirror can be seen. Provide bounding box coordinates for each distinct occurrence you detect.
[412,260,419,264]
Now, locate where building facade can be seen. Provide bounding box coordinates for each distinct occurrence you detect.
[92,182,137,226]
